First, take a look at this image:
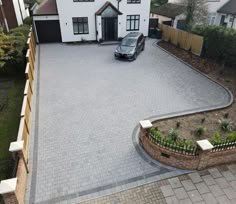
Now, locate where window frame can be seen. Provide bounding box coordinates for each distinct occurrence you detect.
[72,17,89,35]
[127,0,141,4]
[126,15,140,31]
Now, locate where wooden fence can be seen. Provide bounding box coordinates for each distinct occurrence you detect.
[0,27,36,204]
[160,24,204,56]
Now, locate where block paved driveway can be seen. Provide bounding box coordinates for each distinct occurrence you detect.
[28,39,231,204]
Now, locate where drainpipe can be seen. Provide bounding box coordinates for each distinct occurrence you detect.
[17,0,24,24]
[117,0,122,10]
[231,15,235,28]
[0,0,9,32]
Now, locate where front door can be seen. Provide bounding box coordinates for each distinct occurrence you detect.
[102,17,118,41]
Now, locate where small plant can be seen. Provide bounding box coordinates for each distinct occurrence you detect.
[176,42,180,48]
[224,113,229,118]
[219,118,233,132]
[195,126,207,137]
[226,131,236,142]
[176,122,181,128]
[209,131,223,144]
[168,37,171,43]
[168,128,179,141]
[201,117,206,124]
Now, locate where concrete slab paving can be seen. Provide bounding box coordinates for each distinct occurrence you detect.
[27,39,232,204]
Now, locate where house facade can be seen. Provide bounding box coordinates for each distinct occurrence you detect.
[33,0,151,43]
[0,0,29,31]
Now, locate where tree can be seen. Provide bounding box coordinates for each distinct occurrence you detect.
[184,0,208,31]
[0,29,15,69]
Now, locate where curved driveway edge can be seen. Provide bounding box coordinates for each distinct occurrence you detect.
[133,41,233,168]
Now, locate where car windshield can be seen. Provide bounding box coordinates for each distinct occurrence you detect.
[121,38,137,47]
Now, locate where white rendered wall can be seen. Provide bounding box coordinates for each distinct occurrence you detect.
[18,0,29,19]
[56,0,151,42]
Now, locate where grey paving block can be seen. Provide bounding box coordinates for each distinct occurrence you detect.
[179,198,192,204]
[230,198,236,204]
[187,190,203,203]
[209,184,225,197]
[231,180,236,191]
[201,193,218,204]
[168,177,182,189]
[216,195,231,204]
[215,177,230,189]
[181,180,196,191]
[227,164,236,175]
[196,182,210,194]
[223,187,236,200]
[174,188,188,200]
[195,202,206,204]
[222,171,236,182]
[202,175,216,186]
[166,196,179,204]
[188,173,202,184]
[161,185,175,197]
[208,168,222,179]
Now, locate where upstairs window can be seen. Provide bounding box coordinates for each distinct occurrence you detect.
[127,0,141,3]
[73,17,89,34]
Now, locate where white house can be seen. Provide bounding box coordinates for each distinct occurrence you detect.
[216,0,236,29]
[33,0,151,43]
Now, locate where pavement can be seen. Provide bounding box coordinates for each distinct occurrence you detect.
[81,164,236,204]
[26,39,232,204]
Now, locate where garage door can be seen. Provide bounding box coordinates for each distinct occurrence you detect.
[35,20,62,43]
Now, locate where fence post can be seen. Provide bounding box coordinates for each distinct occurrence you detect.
[0,178,18,204]
[197,140,214,170]
[9,141,29,174]
[139,120,153,146]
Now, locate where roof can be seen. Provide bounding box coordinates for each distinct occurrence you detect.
[218,0,236,15]
[33,0,58,16]
[151,3,186,19]
[126,32,142,38]
[95,1,122,15]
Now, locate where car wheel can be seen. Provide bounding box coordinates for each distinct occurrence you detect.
[142,44,145,51]
[133,52,137,60]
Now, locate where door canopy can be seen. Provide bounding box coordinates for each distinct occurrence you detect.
[95,1,123,17]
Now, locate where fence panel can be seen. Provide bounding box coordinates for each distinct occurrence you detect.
[24,80,33,109]
[160,24,203,56]
[21,95,31,133]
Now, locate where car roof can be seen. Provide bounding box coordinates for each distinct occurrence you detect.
[125,32,143,39]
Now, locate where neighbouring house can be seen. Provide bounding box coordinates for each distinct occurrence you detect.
[0,0,29,31]
[150,3,186,29]
[32,0,151,43]
[217,0,236,29]
[167,0,234,28]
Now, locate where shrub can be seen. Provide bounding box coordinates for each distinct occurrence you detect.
[168,128,179,141]
[23,17,32,25]
[201,117,206,124]
[209,131,223,144]
[218,118,233,132]
[226,132,236,142]
[192,25,236,67]
[195,126,207,137]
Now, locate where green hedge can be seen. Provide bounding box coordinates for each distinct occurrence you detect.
[0,25,30,75]
[192,25,236,67]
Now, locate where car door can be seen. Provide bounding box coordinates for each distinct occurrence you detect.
[137,36,142,53]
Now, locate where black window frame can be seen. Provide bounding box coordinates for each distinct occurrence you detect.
[127,0,141,4]
[72,17,89,35]
[126,15,140,31]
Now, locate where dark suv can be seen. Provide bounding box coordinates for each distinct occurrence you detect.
[114,32,145,61]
